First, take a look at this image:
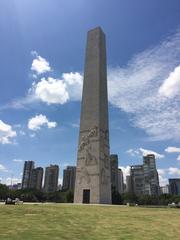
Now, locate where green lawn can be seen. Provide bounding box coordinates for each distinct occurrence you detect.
[0,204,179,240]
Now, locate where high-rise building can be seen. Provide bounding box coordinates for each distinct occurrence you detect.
[74,27,111,204]
[143,154,159,195]
[169,179,180,195]
[118,168,124,194]
[130,165,144,196]
[110,154,118,191]
[44,165,59,193]
[128,154,160,196]
[160,185,169,194]
[62,166,76,192]
[30,167,43,191]
[126,175,133,194]
[22,161,34,189]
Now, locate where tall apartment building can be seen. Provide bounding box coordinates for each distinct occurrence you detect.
[62,166,76,192]
[117,168,124,194]
[169,179,180,195]
[30,167,43,191]
[22,161,35,189]
[127,154,160,196]
[130,165,144,196]
[110,154,118,191]
[143,154,159,195]
[44,165,59,192]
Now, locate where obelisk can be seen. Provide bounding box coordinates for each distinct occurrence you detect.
[74,27,111,204]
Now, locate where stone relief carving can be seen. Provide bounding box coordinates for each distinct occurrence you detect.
[78,126,98,152]
[77,167,91,184]
[85,144,97,166]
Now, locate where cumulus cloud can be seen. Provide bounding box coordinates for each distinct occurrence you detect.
[0,120,17,144]
[165,146,180,153]
[108,28,180,140]
[127,147,164,159]
[29,72,82,105]
[159,65,180,98]
[177,155,180,161]
[157,167,180,185]
[30,77,69,104]
[28,114,57,131]
[31,51,51,75]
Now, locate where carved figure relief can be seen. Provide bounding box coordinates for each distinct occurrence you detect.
[78,126,98,152]
[78,168,91,184]
[85,144,97,166]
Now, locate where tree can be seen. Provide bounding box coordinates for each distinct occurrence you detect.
[0,184,9,199]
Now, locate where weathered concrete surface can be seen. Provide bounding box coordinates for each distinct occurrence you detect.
[74,27,111,204]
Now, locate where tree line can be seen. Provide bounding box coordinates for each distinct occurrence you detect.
[0,184,180,205]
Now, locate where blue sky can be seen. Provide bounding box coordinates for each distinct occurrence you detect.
[0,0,180,186]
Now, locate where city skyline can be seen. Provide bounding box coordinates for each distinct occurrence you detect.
[0,0,180,187]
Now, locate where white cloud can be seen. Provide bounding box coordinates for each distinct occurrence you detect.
[159,65,180,98]
[158,175,168,186]
[157,167,180,185]
[0,72,83,109]
[168,167,180,175]
[165,146,180,153]
[126,149,139,157]
[157,168,166,175]
[62,72,83,101]
[126,148,164,159]
[139,148,164,159]
[119,166,130,181]
[58,178,63,185]
[0,120,17,144]
[108,28,180,140]
[0,164,7,171]
[29,72,82,105]
[31,77,69,104]
[177,155,180,161]
[12,159,24,163]
[5,177,21,185]
[31,51,51,75]
[28,114,57,131]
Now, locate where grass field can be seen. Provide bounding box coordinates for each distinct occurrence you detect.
[0,204,179,240]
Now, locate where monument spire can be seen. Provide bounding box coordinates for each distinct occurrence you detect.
[74,27,111,204]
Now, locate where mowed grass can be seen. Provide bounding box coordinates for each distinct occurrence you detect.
[0,204,179,240]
